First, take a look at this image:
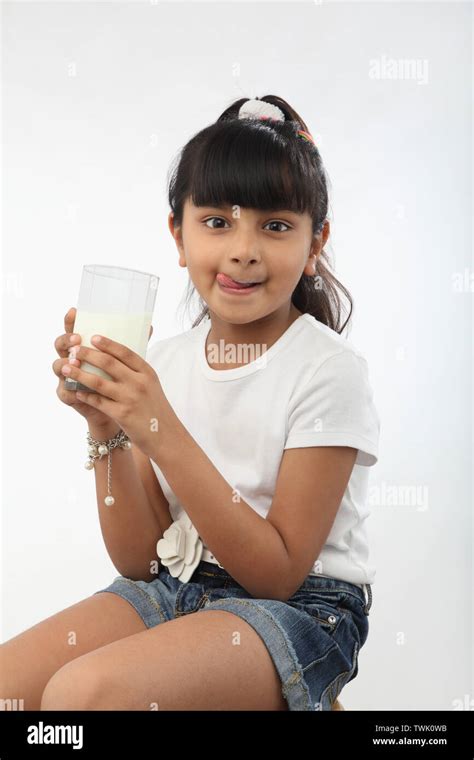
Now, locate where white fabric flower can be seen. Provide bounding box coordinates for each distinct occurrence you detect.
[238,99,285,122]
[156,512,203,583]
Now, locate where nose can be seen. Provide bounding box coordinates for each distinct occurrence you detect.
[230,253,261,267]
[229,236,262,267]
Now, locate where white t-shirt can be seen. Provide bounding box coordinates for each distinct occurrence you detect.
[146,313,380,587]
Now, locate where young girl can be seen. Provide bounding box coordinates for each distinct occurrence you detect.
[1,95,379,712]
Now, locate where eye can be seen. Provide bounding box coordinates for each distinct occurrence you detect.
[203,217,291,232]
[203,217,230,229]
[264,221,291,233]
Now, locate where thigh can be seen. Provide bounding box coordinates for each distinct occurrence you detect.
[0,591,146,711]
[40,608,288,711]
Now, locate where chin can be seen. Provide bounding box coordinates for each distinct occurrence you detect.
[209,310,258,325]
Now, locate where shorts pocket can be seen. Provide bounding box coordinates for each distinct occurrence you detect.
[174,581,207,617]
[287,590,350,634]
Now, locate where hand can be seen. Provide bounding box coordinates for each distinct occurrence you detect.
[53,307,114,430]
[53,308,154,436]
[60,333,164,458]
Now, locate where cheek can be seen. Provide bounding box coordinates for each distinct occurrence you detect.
[184,260,216,296]
[271,262,295,282]
[185,250,217,276]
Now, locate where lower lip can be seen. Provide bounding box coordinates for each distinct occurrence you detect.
[217,281,263,296]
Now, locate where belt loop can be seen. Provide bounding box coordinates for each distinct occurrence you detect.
[363,584,372,615]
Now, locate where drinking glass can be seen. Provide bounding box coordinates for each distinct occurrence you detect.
[64,264,159,393]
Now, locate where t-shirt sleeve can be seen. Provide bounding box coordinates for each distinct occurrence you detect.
[284,349,380,466]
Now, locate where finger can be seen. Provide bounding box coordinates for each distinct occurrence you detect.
[74,389,116,418]
[54,332,81,359]
[56,384,80,406]
[55,308,80,359]
[64,307,77,334]
[56,369,84,402]
[88,334,146,373]
[52,356,80,378]
[56,382,95,408]
[73,345,130,383]
[60,360,121,401]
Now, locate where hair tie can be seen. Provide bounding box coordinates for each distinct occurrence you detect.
[296,129,314,144]
[237,98,316,145]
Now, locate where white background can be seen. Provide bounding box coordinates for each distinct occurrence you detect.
[1,0,472,710]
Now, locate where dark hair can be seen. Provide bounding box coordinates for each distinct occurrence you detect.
[167,95,353,334]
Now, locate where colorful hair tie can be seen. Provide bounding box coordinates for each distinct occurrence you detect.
[297,129,315,145]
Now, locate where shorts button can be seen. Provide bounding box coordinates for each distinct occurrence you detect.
[328,614,337,624]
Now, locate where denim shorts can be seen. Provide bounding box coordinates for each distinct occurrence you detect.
[93,559,372,711]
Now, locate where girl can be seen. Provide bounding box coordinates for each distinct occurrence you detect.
[1,95,379,712]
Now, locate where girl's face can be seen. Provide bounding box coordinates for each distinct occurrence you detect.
[169,196,329,325]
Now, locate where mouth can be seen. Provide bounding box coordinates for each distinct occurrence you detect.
[216,272,265,295]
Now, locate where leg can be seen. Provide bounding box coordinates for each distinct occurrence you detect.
[40,609,288,711]
[0,592,146,711]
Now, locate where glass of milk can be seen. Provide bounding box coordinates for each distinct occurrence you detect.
[64,265,159,393]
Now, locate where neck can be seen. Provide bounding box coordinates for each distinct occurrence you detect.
[205,304,302,370]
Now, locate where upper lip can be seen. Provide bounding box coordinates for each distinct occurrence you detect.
[219,273,265,285]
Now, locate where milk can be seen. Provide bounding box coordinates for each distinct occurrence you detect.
[70,310,153,390]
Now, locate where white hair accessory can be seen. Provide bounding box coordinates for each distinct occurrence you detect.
[238,99,285,122]
[237,98,316,145]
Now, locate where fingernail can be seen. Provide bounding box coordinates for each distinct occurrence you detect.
[69,334,80,344]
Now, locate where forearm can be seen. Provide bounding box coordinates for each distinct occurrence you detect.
[151,400,291,600]
[88,421,162,582]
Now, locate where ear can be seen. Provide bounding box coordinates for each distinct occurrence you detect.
[302,251,318,277]
[302,220,330,277]
[319,219,330,248]
[168,211,187,268]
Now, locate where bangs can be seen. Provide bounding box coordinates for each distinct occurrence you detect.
[186,121,318,218]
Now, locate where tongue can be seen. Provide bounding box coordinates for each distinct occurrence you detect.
[217,273,254,289]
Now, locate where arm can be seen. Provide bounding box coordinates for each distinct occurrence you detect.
[131,445,174,536]
[152,395,358,601]
[88,420,170,582]
[265,445,358,599]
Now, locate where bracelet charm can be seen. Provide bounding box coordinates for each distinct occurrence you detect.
[85,429,132,506]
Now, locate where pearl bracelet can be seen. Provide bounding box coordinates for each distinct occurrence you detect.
[85,429,132,506]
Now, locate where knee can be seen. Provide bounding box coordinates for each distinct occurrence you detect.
[0,644,8,694]
[0,649,12,709]
[40,660,106,711]
[0,643,24,711]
